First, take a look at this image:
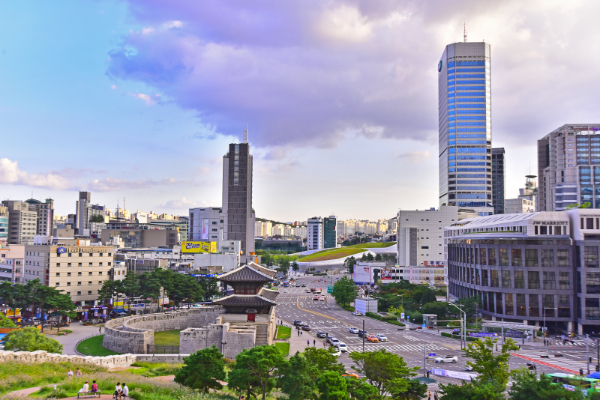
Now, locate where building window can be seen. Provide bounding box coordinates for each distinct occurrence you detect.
[488,249,497,265]
[55,283,59,286]
[496,293,503,314]
[79,253,82,257]
[77,282,81,286]
[525,249,538,267]
[88,272,92,276]
[480,248,487,265]
[514,271,525,288]
[558,295,570,318]
[108,262,111,266]
[55,273,60,277]
[89,263,92,266]
[98,281,103,285]
[543,271,556,289]
[585,246,599,268]
[68,253,72,257]
[67,263,71,267]
[586,298,600,320]
[499,248,509,266]
[559,272,570,289]
[78,263,82,267]
[528,271,540,289]
[529,294,539,317]
[505,293,514,315]
[99,262,103,266]
[516,294,526,316]
[481,269,489,286]
[557,249,570,267]
[543,295,555,317]
[56,263,60,267]
[67,272,71,277]
[77,291,81,295]
[67,282,71,286]
[586,272,600,293]
[511,249,522,266]
[99,272,102,276]
[501,270,511,288]
[78,272,82,276]
[490,270,499,287]
[541,249,554,267]
[88,281,92,285]
[88,291,92,295]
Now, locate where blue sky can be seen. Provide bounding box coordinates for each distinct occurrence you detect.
[1,1,599,221]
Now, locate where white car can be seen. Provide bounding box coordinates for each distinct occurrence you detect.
[320,296,326,301]
[330,348,342,357]
[338,342,348,352]
[376,334,388,342]
[435,355,458,363]
[352,311,363,316]
[349,327,359,334]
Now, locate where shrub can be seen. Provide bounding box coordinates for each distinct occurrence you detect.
[365,312,405,327]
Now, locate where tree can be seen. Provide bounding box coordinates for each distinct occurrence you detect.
[349,349,420,398]
[366,253,374,261]
[316,371,349,400]
[374,254,382,262]
[0,313,17,328]
[304,347,345,376]
[4,326,63,353]
[439,379,505,400]
[332,276,356,307]
[47,293,76,333]
[197,276,217,302]
[421,301,448,320]
[175,346,226,392]
[291,261,299,273]
[463,337,519,389]
[121,271,140,314]
[454,296,481,320]
[509,367,584,400]
[344,256,357,274]
[98,280,124,311]
[411,286,436,306]
[231,345,289,400]
[89,215,104,223]
[387,305,405,318]
[139,272,161,313]
[345,378,380,400]
[280,352,317,400]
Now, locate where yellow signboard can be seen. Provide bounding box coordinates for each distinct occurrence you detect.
[182,241,217,254]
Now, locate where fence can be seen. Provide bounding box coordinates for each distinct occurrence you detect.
[75,333,102,356]
[146,345,180,354]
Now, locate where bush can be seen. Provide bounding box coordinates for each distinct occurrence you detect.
[441,332,477,342]
[128,362,182,377]
[339,304,354,312]
[4,326,63,353]
[365,312,405,327]
[407,311,422,324]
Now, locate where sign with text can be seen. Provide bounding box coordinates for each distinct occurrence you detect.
[182,241,217,254]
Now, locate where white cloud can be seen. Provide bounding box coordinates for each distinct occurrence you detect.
[111,84,117,89]
[163,20,183,30]
[161,197,207,209]
[396,151,431,162]
[0,158,72,190]
[86,177,183,192]
[129,91,160,106]
[141,27,154,35]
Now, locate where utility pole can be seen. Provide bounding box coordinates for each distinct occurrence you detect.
[423,344,426,377]
[587,334,590,375]
[362,319,365,353]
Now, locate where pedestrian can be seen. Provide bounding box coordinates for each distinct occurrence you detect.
[307,340,310,346]
[434,391,439,400]
[428,392,431,400]
[67,369,73,379]
[75,368,82,378]
[323,341,326,348]
[313,339,316,346]
[99,326,101,333]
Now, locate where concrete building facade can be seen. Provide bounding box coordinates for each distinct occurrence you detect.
[75,192,105,236]
[2,200,38,245]
[307,217,324,250]
[24,198,54,236]
[438,41,493,210]
[491,148,505,215]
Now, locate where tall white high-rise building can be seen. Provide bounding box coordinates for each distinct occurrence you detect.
[438,41,493,213]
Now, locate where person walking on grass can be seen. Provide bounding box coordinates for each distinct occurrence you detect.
[67,369,73,379]
[75,368,82,378]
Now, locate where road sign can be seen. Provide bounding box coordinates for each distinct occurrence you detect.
[422,324,427,328]
[428,353,436,357]
[401,312,405,319]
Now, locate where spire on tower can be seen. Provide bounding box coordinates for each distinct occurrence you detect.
[464,22,467,42]
[243,122,248,143]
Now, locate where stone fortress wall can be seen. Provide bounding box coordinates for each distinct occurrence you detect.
[103,306,225,354]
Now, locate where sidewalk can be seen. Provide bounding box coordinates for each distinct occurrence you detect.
[277,321,322,356]
[51,324,104,355]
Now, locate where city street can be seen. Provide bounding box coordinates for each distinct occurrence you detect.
[276,274,597,390]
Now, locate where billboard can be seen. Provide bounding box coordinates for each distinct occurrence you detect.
[380,267,392,280]
[182,241,217,254]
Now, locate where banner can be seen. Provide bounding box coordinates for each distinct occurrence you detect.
[431,368,477,381]
[182,241,217,254]
[380,267,392,280]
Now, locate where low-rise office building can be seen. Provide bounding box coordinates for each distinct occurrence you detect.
[446,210,600,335]
[352,262,444,285]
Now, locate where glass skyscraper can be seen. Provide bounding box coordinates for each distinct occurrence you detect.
[438,42,493,209]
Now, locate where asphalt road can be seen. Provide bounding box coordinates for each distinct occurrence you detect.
[276,274,594,389]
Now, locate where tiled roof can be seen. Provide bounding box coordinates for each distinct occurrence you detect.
[218,263,277,282]
[212,294,277,307]
[258,287,279,302]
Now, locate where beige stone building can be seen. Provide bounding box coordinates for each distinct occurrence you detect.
[25,244,115,306]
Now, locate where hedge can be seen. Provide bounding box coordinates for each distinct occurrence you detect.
[365,312,405,327]
[441,332,477,341]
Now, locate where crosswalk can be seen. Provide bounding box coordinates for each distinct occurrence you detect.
[346,343,449,353]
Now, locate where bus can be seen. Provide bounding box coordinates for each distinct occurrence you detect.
[283,281,289,287]
[548,373,600,395]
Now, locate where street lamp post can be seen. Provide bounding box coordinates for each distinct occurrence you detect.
[450,303,466,349]
[543,307,557,345]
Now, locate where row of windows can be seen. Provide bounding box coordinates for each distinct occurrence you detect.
[448,86,487,91]
[448,68,487,74]
[448,79,487,86]
[448,92,487,97]
[56,253,112,257]
[449,122,487,126]
[450,134,487,139]
[450,265,571,290]
[448,110,488,116]
[449,128,488,133]
[449,162,487,166]
[448,61,487,67]
[55,281,104,287]
[55,262,112,267]
[450,155,487,160]
[56,271,103,277]
[455,186,488,190]
[449,116,487,121]
[449,247,571,267]
[449,74,488,80]
[448,105,488,109]
[449,147,487,153]
[449,140,487,146]
[448,98,487,103]
[450,168,488,172]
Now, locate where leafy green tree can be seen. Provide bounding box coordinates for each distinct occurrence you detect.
[4,326,63,353]
[366,253,374,261]
[139,272,161,313]
[121,271,140,314]
[332,276,356,307]
[304,347,345,375]
[421,301,448,320]
[47,293,76,332]
[454,296,481,320]
[509,367,584,399]
[231,345,289,400]
[374,254,382,262]
[98,280,124,310]
[390,380,427,400]
[198,276,218,302]
[316,371,349,400]
[349,349,420,398]
[291,261,299,273]
[439,379,505,400]
[344,256,357,274]
[280,352,316,400]
[387,305,404,318]
[464,337,519,389]
[411,286,436,306]
[345,378,380,400]
[89,215,105,223]
[0,313,17,327]
[175,346,226,392]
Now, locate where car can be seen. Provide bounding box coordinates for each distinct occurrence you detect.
[305,289,312,293]
[302,325,311,331]
[330,349,342,357]
[313,296,319,300]
[349,327,359,334]
[338,342,348,352]
[330,339,341,347]
[301,284,306,287]
[366,335,379,343]
[376,334,388,342]
[352,311,363,316]
[317,331,327,338]
[294,320,304,326]
[435,355,458,363]
[358,330,368,338]
[327,336,337,345]
[319,296,326,301]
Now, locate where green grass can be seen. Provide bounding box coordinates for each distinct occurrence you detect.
[345,242,396,249]
[39,372,237,400]
[274,342,290,356]
[0,361,105,395]
[298,242,396,262]
[76,335,120,356]
[154,330,182,346]
[298,248,365,262]
[275,326,291,339]
[128,362,182,377]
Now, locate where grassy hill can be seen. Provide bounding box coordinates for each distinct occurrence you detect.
[298,242,396,262]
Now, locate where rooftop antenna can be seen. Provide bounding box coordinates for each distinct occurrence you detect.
[243,118,248,144]
[464,22,467,43]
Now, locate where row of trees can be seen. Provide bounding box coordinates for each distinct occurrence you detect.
[260,253,299,275]
[175,345,427,400]
[97,269,219,313]
[0,279,75,331]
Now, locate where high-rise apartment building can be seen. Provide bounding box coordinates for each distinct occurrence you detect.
[1,201,38,244]
[0,206,8,243]
[307,217,323,250]
[323,216,337,249]
[222,143,255,257]
[538,124,600,211]
[491,148,505,214]
[438,41,493,212]
[75,191,105,236]
[25,198,54,236]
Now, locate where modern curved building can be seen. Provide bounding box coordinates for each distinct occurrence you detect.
[446,210,600,335]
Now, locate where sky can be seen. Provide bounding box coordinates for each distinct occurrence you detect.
[1,0,600,222]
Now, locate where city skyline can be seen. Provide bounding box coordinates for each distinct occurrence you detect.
[2,1,600,221]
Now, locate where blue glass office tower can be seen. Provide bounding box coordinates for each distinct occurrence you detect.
[439,42,493,209]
